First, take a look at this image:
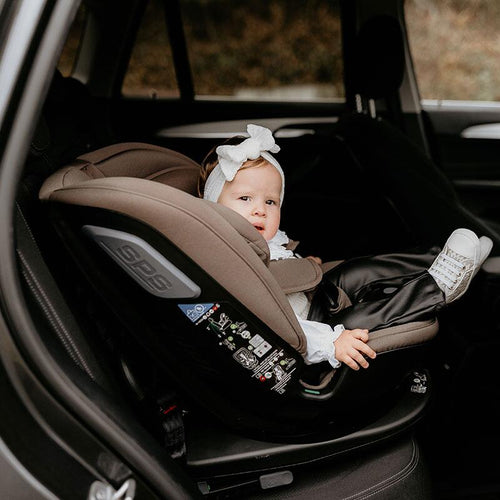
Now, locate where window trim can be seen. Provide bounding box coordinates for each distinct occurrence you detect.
[163,0,194,100]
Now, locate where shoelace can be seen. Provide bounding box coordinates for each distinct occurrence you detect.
[431,252,465,288]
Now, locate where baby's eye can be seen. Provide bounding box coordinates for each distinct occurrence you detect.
[239,195,250,201]
[266,199,277,206]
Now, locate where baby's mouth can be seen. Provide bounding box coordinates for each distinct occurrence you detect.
[253,224,265,233]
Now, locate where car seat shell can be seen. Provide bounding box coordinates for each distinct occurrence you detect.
[39,142,439,439]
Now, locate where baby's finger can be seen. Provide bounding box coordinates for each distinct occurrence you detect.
[354,339,377,359]
[343,356,360,371]
[350,329,370,342]
[349,348,370,369]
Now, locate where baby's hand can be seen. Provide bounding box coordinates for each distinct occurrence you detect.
[334,329,376,370]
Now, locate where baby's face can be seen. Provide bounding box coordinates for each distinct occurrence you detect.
[218,162,281,241]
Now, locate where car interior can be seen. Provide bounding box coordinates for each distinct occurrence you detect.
[8,0,500,498]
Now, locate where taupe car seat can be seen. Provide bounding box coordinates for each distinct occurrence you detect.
[39,142,438,440]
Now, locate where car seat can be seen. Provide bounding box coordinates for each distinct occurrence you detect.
[15,193,435,497]
[39,141,438,443]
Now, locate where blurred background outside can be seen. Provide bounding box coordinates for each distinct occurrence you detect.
[58,0,500,102]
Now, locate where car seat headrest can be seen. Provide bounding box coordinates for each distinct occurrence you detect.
[39,142,201,199]
[39,142,325,296]
[351,15,405,100]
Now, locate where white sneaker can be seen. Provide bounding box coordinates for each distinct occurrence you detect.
[428,228,480,303]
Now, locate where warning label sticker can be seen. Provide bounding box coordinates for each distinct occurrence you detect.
[178,302,298,394]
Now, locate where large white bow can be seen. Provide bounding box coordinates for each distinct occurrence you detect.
[215,124,281,181]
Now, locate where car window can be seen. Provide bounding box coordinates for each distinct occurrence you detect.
[405,0,500,101]
[179,0,344,101]
[57,4,87,76]
[122,0,180,98]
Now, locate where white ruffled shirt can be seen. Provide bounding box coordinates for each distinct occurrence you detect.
[268,230,344,368]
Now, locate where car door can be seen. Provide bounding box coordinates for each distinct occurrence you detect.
[404,0,500,234]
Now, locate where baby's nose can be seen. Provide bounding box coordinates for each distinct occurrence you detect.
[253,203,266,216]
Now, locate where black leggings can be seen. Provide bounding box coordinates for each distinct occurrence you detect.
[310,248,446,332]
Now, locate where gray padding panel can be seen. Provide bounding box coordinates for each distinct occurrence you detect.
[83,225,201,299]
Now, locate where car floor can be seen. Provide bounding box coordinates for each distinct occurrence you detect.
[417,277,500,499]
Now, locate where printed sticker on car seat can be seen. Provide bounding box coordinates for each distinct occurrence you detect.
[178,302,299,395]
[177,303,215,323]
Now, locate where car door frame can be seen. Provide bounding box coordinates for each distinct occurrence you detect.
[0,1,201,498]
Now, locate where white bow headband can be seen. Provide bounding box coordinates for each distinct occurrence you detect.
[203,124,285,205]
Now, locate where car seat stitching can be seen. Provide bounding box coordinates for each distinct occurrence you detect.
[342,439,419,500]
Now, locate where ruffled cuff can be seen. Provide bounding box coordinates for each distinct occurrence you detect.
[297,315,345,368]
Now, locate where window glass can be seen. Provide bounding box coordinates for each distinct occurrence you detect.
[405,0,500,101]
[122,0,179,98]
[180,0,344,100]
[57,5,86,76]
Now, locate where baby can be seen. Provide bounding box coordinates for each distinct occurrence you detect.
[199,124,492,371]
